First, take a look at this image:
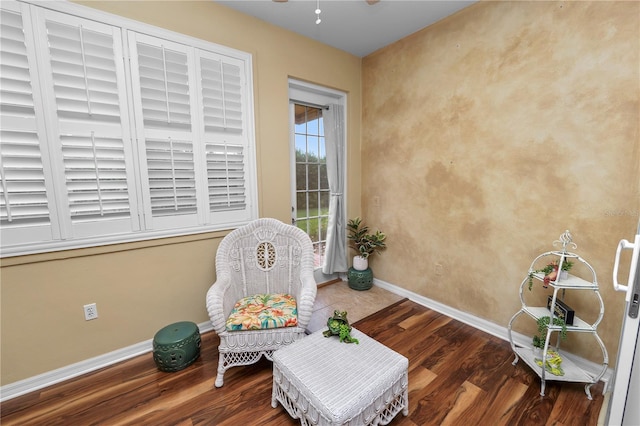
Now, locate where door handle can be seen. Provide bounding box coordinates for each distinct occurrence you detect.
[613,239,633,296]
[613,235,640,315]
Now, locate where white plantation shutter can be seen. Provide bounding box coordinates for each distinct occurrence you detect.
[136,42,192,130]
[145,137,197,216]
[197,51,252,223]
[129,33,202,230]
[60,133,131,219]
[0,130,48,222]
[45,20,121,122]
[36,8,139,238]
[206,142,246,211]
[0,3,56,246]
[199,56,243,133]
[0,0,256,256]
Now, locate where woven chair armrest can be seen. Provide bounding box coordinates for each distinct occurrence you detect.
[294,271,317,329]
[206,275,238,334]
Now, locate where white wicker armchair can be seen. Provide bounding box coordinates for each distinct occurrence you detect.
[206,218,317,387]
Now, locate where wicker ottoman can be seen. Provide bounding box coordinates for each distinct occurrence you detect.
[153,321,201,372]
[271,328,409,425]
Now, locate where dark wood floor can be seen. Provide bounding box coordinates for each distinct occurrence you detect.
[1,299,605,425]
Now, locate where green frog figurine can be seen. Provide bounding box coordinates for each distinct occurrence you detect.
[323,310,359,344]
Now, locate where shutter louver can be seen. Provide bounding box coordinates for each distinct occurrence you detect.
[206,142,246,211]
[137,42,191,130]
[0,130,49,224]
[43,13,134,224]
[145,137,196,216]
[61,133,130,219]
[200,57,243,133]
[46,20,121,123]
[0,7,50,226]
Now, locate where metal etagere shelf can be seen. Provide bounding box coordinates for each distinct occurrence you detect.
[507,231,608,400]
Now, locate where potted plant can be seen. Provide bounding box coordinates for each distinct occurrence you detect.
[527,259,574,290]
[532,315,568,352]
[346,217,386,271]
[532,316,567,376]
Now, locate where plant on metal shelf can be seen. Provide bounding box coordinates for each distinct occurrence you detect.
[527,259,574,290]
[532,315,568,350]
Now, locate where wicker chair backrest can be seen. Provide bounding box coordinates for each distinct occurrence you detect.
[216,218,311,298]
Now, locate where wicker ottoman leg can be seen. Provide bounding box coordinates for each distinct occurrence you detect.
[403,388,409,416]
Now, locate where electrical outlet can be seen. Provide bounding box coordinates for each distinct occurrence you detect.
[434,263,444,276]
[83,303,98,321]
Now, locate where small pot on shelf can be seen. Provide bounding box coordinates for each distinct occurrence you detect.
[532,346,542,358]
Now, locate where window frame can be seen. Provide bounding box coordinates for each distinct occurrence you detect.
[0,0,59,247]
[0,0,258,257]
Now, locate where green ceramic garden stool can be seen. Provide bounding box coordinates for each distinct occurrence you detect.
[153,321,201,372]
[348,267,373,291]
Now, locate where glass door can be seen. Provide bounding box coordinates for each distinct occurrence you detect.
[291,103,330,270]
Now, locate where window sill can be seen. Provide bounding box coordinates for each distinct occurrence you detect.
[0,227,233,266]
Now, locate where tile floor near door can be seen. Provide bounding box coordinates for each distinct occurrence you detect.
[307,281,404,333]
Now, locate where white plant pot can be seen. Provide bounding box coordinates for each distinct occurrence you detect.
[352,255,368,271]
[560,270,568,280]
[533,347,542,358]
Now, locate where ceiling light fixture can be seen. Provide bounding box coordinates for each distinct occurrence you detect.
[315,0,321,24]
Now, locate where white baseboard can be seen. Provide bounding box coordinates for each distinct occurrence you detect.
[0,321,214,402]
[372,278,614,390]
[1,279,613,402]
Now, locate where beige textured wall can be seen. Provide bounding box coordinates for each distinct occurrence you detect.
[0,1,362,385]
[362,1,639,364]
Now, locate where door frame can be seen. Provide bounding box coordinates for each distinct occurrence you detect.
[288,78,347,283]
[608,226,640,425]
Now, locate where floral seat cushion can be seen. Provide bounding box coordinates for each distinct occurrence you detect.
[225,293,298,331]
